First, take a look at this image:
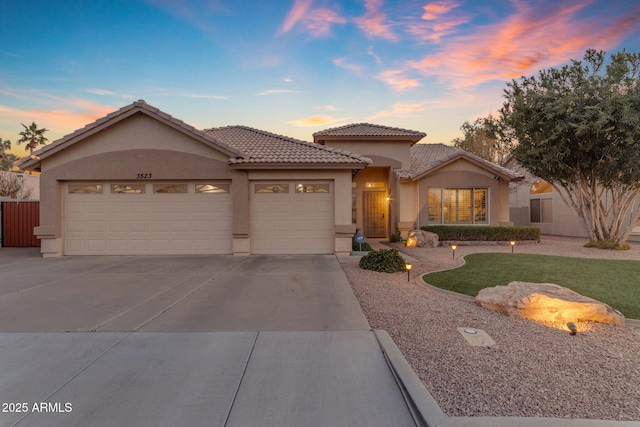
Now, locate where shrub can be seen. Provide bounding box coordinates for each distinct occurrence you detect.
[389,230,402,243]
[359,249,406,273]
[421,225,540,242]
[584,240,631,250]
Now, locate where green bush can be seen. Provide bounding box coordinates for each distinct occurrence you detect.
[420,225,540,242]
[359,249,406,273]
[389,230,402,243]
[352,237,373,252]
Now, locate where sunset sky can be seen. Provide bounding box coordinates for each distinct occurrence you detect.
[2,0,639,157]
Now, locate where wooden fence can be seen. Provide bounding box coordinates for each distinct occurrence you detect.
[1,201,40,247]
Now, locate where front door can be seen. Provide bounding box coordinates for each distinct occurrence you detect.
[363,191,387,237]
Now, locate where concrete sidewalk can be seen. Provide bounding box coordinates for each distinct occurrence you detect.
[1,331,419,427]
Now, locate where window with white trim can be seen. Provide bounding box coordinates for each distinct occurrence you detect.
[428,187,489,224]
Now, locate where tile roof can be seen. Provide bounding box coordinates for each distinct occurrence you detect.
[313,123,426,139]
[205,125,371,165]
[395,143,524,182]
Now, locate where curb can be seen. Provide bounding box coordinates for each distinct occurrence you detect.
[375,329,640,427]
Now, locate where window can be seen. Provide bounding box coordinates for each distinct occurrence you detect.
[352,192,357,224]
[153,184,187,193]
[196,183,230,193]
[531,198,553,223]
[255,183,289,193]
[295,183,330,193]
[530,179,553,194]
[111,184,145,194]
[428,188,489,224]
[68,184,103,194]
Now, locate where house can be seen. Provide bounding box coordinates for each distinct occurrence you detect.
[19,100,523,257]
[505,158,640,242]
[315,125,523,239]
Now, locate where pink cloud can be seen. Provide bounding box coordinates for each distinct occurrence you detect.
[0,99,114,145]
[305,8,347,37]
[279,0,315,34]
[354,0,398,42]
[404,1,640,88]
[376,69,421,91]
[405,15,469,42]
[422,2,459,20]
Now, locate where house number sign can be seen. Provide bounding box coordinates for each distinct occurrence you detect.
[136,173,153,179]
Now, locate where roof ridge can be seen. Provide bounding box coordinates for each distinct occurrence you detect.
[206,125,370,162]
[313,122,426,137]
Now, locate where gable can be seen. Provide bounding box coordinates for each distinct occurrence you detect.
[41,113,233,171]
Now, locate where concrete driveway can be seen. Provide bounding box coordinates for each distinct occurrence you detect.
[0,251,426,427]
[0,253,369,332]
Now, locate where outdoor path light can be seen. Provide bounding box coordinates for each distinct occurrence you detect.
[451,244,457,259]
[405,263,412,282]
[510,240,516,253]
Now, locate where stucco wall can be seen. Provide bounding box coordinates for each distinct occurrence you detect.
[417,159,509,227]
[321,140,412,169]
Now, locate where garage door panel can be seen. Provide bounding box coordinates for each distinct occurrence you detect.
[251,182,333,254]
[64,182,232,255]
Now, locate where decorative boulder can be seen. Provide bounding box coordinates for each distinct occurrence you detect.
[476,281,625,326]
[406,229,439,248]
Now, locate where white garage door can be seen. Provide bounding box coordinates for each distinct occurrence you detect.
[251,182,334,254]
[64,182,232,255]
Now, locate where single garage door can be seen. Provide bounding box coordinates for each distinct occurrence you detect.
[64,182,232,255]
[251,181,334,254]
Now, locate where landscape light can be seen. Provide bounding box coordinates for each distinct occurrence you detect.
[510,240,516,253]
[451,245,457,259]
[405,263,412,282]
[567,322,578,335]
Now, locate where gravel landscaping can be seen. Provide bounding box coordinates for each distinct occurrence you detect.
[341,235,640,421]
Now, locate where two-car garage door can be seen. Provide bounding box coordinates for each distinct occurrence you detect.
[64,182,232,255]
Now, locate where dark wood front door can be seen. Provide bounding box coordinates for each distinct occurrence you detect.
[363,191,387,237]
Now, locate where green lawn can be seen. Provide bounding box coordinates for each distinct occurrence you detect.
[423,253,640,319]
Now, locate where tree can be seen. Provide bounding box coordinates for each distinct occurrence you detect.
[17,122,49,154]
[451,115,510,164]
[500,49,640,247]
[0,173,33,199]
[0,138,18,171]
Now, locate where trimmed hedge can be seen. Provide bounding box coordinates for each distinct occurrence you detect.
[359,249,406,273]
[420,225,540,242]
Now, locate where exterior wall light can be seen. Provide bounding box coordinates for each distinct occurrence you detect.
[510,240,516,253]
[405,263,412,282]
[451,245,457,259]
[567,322,578,335]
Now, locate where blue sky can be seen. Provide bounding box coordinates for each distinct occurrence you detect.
[1,0,639,157]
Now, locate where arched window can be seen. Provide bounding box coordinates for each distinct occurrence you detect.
[530,179,552,194]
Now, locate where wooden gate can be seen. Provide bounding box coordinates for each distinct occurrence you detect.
[1,201,40,247]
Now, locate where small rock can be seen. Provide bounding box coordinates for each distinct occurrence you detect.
[476,281,625,326]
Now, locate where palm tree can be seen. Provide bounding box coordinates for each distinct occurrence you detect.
[17,122,49,154]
